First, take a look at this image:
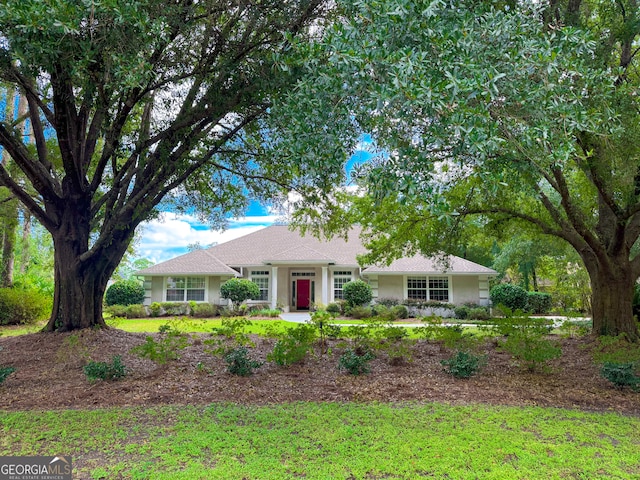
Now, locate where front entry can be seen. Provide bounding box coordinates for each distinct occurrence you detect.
[296,279,311,310]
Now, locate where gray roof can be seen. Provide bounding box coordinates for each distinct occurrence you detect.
[137,248,240,276]
[362,254,497,275]
[137,225,497,276]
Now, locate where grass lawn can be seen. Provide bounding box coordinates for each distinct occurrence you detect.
[1,402,638,479]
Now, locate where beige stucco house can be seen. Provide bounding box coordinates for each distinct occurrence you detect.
[137,225,496,310]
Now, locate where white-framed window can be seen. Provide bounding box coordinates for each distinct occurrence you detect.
[250,270,270,301]
[407,276,428,300]
[166,276,206,302]
[429,276,449,301]
[406,276,450,302]
[333,270,352,300]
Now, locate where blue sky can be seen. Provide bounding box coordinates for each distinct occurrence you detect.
[137,143,375,263]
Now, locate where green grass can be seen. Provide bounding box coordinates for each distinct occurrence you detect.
[0,402,637,479]
[105,317,295,335]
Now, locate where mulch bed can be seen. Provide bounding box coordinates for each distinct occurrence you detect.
[0,328,638,414]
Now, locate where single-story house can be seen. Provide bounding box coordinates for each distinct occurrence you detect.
[137,225,497,310]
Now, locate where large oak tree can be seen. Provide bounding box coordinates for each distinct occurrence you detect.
[285,0,640,340]
[0,0,349,331]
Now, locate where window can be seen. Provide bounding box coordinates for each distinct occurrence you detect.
[166,277,205,302]
[407,276,428,300]
[251,270,269,301]
[406,276,449,302]
[429,276,449,301]
[333,271,352,300]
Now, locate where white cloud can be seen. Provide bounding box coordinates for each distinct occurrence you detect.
[136,212,277,263]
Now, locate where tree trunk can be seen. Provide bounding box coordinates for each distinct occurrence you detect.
[43,200,134,332]
[20,209,30,274]
[588,262,639,342]
[0,206,17,287]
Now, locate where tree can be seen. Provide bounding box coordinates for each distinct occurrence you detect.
[284,0,640,340]
[0,0,342,331]
[220,278,261,305]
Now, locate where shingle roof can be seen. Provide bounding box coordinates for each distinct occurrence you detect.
[137,225,497,276]
[362,254,497,275]
[137,248,240,276]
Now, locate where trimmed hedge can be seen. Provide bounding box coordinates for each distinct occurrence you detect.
[343,280,373,307]
[105,280,145,306]
[527,292,552,314]
[490,283,528,312]
[220,279,261,304]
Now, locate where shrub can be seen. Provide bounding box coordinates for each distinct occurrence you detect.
[105,280,145,306]
[83,355,127,382]
[125,304,148,318]
[104,304,128,318]
[454,306,470,319]
[500,334,562,372]
[220,278,260,304]
[149,302,162,317]
[600,362,640,391]
[350,306,373,319]
[249,308,281,318]
[375,297,400,307]
[342,280,373,307]
[206,318,254,356]
[338,348,375,375]
[391,305,409,320]
[267,324,316,366]
[224,347,263,376]
[0,365,16,384]
[527,292,552,314]
[490,283,528,312]
[0,287,50,325]
[326,302,342,314]
[441,350,485,378]
[468,307,490,321]
[131,325,189,364]
[189,302,218,318]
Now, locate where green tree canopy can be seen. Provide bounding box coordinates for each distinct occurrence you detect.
[283,0,640,340]
[0,0,349,331]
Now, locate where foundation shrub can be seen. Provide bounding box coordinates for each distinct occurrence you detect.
[526,291,552,314]
[0,287,50,325]
[343,280,373,307]
[105,280,144,306]
[490,283,528,312]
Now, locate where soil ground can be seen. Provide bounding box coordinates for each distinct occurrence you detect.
[0,327,638,414]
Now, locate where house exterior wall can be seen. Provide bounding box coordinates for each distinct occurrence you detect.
[451,276,480,305]
[375,276,405,300]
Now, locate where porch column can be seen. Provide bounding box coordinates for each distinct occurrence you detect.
[322,266,329,305]
[271,266,278,309]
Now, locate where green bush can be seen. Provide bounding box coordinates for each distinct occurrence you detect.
[189,302,218,318]
[490,283,528,312]
[0,365,16,384]
[249,308,281,318]
[468,307,490,321]
[105,280,145,306]
[350,306,373,319]
[391,305,409,320]
[0,287,50,325]
[267,324,316,366]
[338,348,375,375]
[220,278,261,304]
[104,304,128,318]
[326,302,342,314]
[600,362,640,391]
[441,350,485,378]
[150,302,162,317]
[454,306,470,319]
[131,325,189,364]
[83,355,127,382]
[527,292,552,314]
[125,304,148,318]
[224,347,263,376]
[342,280,373,307]
[500,333,562,372]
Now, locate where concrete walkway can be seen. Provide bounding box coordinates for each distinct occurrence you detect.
[279,312,311,323]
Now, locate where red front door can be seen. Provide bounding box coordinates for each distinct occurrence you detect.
[297,279,311,310]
